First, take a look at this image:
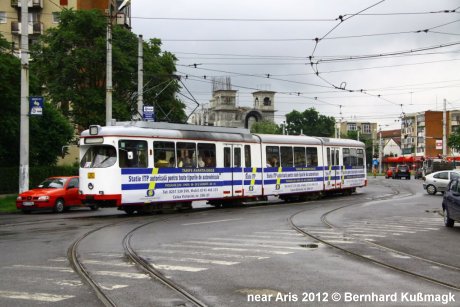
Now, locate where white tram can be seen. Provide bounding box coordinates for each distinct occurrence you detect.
[79,122,367,214]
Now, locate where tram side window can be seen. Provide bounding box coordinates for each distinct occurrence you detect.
[224,147,231,167]
[197,143,216,167]
[266,146,279,167]
[294,147,306,167]
[154,141,175,168]
[245,145,251,168]
[177,142,196,167]
[234,147,241,167]
[281,146,293,167]
[350,148,357,166]
[357,149,364,166]
[118,141,147,168]
[307,147,318,167]
[343,148,351,166]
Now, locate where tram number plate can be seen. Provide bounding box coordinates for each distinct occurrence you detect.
[88,172,95,179]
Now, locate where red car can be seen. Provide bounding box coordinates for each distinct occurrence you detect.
[16,176,91,213]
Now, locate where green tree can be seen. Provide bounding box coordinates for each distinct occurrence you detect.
[448,130,460,152]
[250,120,281,134]
[285,108,335,137]
[31,9,185,128]
[0,34,74,167]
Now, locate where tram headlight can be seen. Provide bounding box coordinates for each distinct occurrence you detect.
[88,183,94,190]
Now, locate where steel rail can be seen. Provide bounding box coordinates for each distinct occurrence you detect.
[122,220,208,307]
[289,185,460,291]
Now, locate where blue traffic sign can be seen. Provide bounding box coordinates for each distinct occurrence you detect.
[143,105,155,121]
[29,96,44,116]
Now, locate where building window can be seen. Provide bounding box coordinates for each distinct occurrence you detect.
[0,12,7,24]
[362,123,371,134]
[52,12,61,23]
[347,123,357,131]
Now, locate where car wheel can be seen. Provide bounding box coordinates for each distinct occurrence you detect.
[89,205,99,211]
[443,208,455,227]
[426,185,437,195]
[54,199,65,213]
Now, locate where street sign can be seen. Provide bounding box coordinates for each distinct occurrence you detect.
[29,96,44,116]
[436,139,443,150]
[143,105,155,121]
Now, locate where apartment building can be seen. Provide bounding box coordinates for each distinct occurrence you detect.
[337,121,378,140]
[0,0,130,54]
[400,110,457,158]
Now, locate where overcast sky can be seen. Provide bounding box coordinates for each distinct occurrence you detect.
[131,0,460,130]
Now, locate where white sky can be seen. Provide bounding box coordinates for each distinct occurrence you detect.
[131,0,460,130]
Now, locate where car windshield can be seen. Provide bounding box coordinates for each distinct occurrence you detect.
[38,178,66,189]
[80,145,117,168]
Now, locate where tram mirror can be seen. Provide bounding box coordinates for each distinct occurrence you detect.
[127,151,134,160]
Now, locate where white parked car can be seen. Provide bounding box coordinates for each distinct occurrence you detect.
[423,170,460,195]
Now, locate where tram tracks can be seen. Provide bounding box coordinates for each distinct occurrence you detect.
[289,185,460,292]
[68,212,209,307]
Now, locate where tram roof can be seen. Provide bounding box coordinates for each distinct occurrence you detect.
[81,121,258,143]
[255,134,364,147]
[254,134,322,145]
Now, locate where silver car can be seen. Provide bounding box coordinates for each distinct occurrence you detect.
[423,170,460,195]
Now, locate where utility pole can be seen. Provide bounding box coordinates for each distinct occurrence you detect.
[443,99,447,157]
[136,34,143,119]
[19,0,29,193]
[105,1,113,126]
[106,0,132,125]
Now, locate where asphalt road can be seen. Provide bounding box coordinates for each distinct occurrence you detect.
[0,177,458,306]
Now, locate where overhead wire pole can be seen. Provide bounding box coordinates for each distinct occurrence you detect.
[19,0,29,193]
[137,35,143,119]
[106,0,131,126]
[106,1,113,126]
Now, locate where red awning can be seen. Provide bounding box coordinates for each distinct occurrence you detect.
[383,156,424,163]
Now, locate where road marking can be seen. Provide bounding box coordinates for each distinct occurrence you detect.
[93,271,149,279]
[147,256,239,266]
[82,260,133,267]
[347,227,415,234]
[139,248,270,260]
[237,234,302,239]
[206,237,308,245]
[151,264,207,272]
[159,244,293,255]
[0,290,74,302]
[7,265,73,273]
[100,284,129,290]
[184,240,306,251]
[321,240,355,244]
[54,280,83,287]
[350,233,387,238]
[182,218,242,226]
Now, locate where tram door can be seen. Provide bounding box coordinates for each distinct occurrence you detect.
[325,147,341,190]
[223,144,244,197]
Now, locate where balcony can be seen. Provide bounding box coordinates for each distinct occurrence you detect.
[11,0,43,8]
[11,21,43,35]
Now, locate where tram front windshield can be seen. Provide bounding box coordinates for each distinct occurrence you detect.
[81,145,117,168]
